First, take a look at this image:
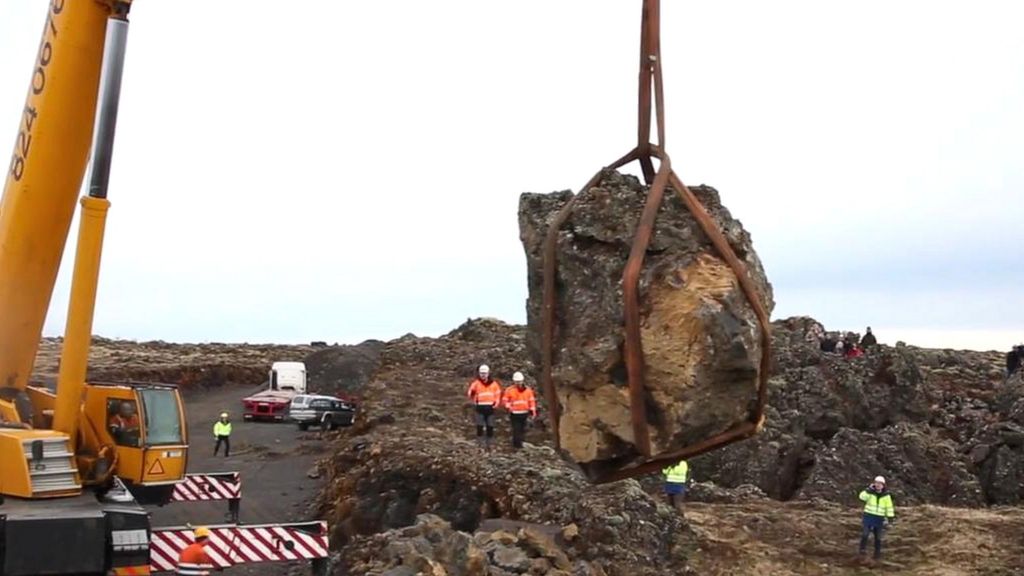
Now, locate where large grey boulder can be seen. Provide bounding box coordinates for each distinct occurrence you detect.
[518,170,773,477]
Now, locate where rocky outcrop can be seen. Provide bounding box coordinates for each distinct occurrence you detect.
[317,313,1023,575]
[518,170,773,478]
[317,318,691,575]
[381,318,532,382]
[799,424,985,506]
[320,433,690,575]
[973,370,1024,504]
[343,514,614,576]
[693,316,1015,506]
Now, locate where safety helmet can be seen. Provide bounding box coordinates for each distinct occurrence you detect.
[512,372,525,383]
[194,526,210,539]
[873,475,886,484]
[220,412,228,419]
[478,364,490,374]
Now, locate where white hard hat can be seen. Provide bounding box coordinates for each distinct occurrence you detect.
[478,364,490,374]
[512,371,525,383]
[874,476,886,484]
[220,412,229,418]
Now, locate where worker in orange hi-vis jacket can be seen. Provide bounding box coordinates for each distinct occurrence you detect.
[176,526,215,575]
[502,371,537,449]
[466,364,502,451]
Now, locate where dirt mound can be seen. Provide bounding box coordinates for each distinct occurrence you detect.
[31,336,312,391]
[304,340,386,399]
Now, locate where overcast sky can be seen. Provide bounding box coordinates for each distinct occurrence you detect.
[1,1,1022,351]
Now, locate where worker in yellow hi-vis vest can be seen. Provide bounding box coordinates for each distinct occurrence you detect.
[858,475,896,560]
[213,412,232,457]
[662,460,689,513]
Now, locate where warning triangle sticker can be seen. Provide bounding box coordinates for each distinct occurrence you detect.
[148,459,165,475]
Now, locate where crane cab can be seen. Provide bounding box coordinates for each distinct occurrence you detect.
[80,382,188,503]
[1,381,189,504]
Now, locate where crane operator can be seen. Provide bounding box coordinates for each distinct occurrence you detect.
[108,400,141,445]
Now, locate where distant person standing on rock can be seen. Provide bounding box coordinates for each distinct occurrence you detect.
[820,333,837,353]
[213,412,232,457]
[467,364,502,451]
[860,327,877,348]
[502,371,537,449]
[662,460,689,513]
[1007,346,1022,379]
[858,475,895,560]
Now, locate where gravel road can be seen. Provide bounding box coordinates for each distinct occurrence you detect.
[148,383,330,575]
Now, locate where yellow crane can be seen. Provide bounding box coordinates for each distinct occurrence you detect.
[2,6,329,573]
[0,1,194,574]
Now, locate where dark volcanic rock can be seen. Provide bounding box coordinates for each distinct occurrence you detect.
[691,317,1012,506]
[973,370,1024,504]
[518,170,774,477]
[321,433,691,575]
[798,424,984,507]
[343,513,616,576]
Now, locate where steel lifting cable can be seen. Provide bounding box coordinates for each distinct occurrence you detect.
[540,0,773,484]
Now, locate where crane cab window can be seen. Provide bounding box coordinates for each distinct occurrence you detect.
[107,399,141,447]
[139,388,183,446]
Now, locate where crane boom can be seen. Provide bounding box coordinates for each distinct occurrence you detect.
[0,0,112,396]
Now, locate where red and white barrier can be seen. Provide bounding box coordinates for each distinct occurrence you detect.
[149,521,328,573]
[171,472,241,502]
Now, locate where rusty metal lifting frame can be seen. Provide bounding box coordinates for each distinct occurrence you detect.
[540,0,774,484]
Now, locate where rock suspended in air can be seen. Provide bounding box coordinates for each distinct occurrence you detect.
[518,169,774,479]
